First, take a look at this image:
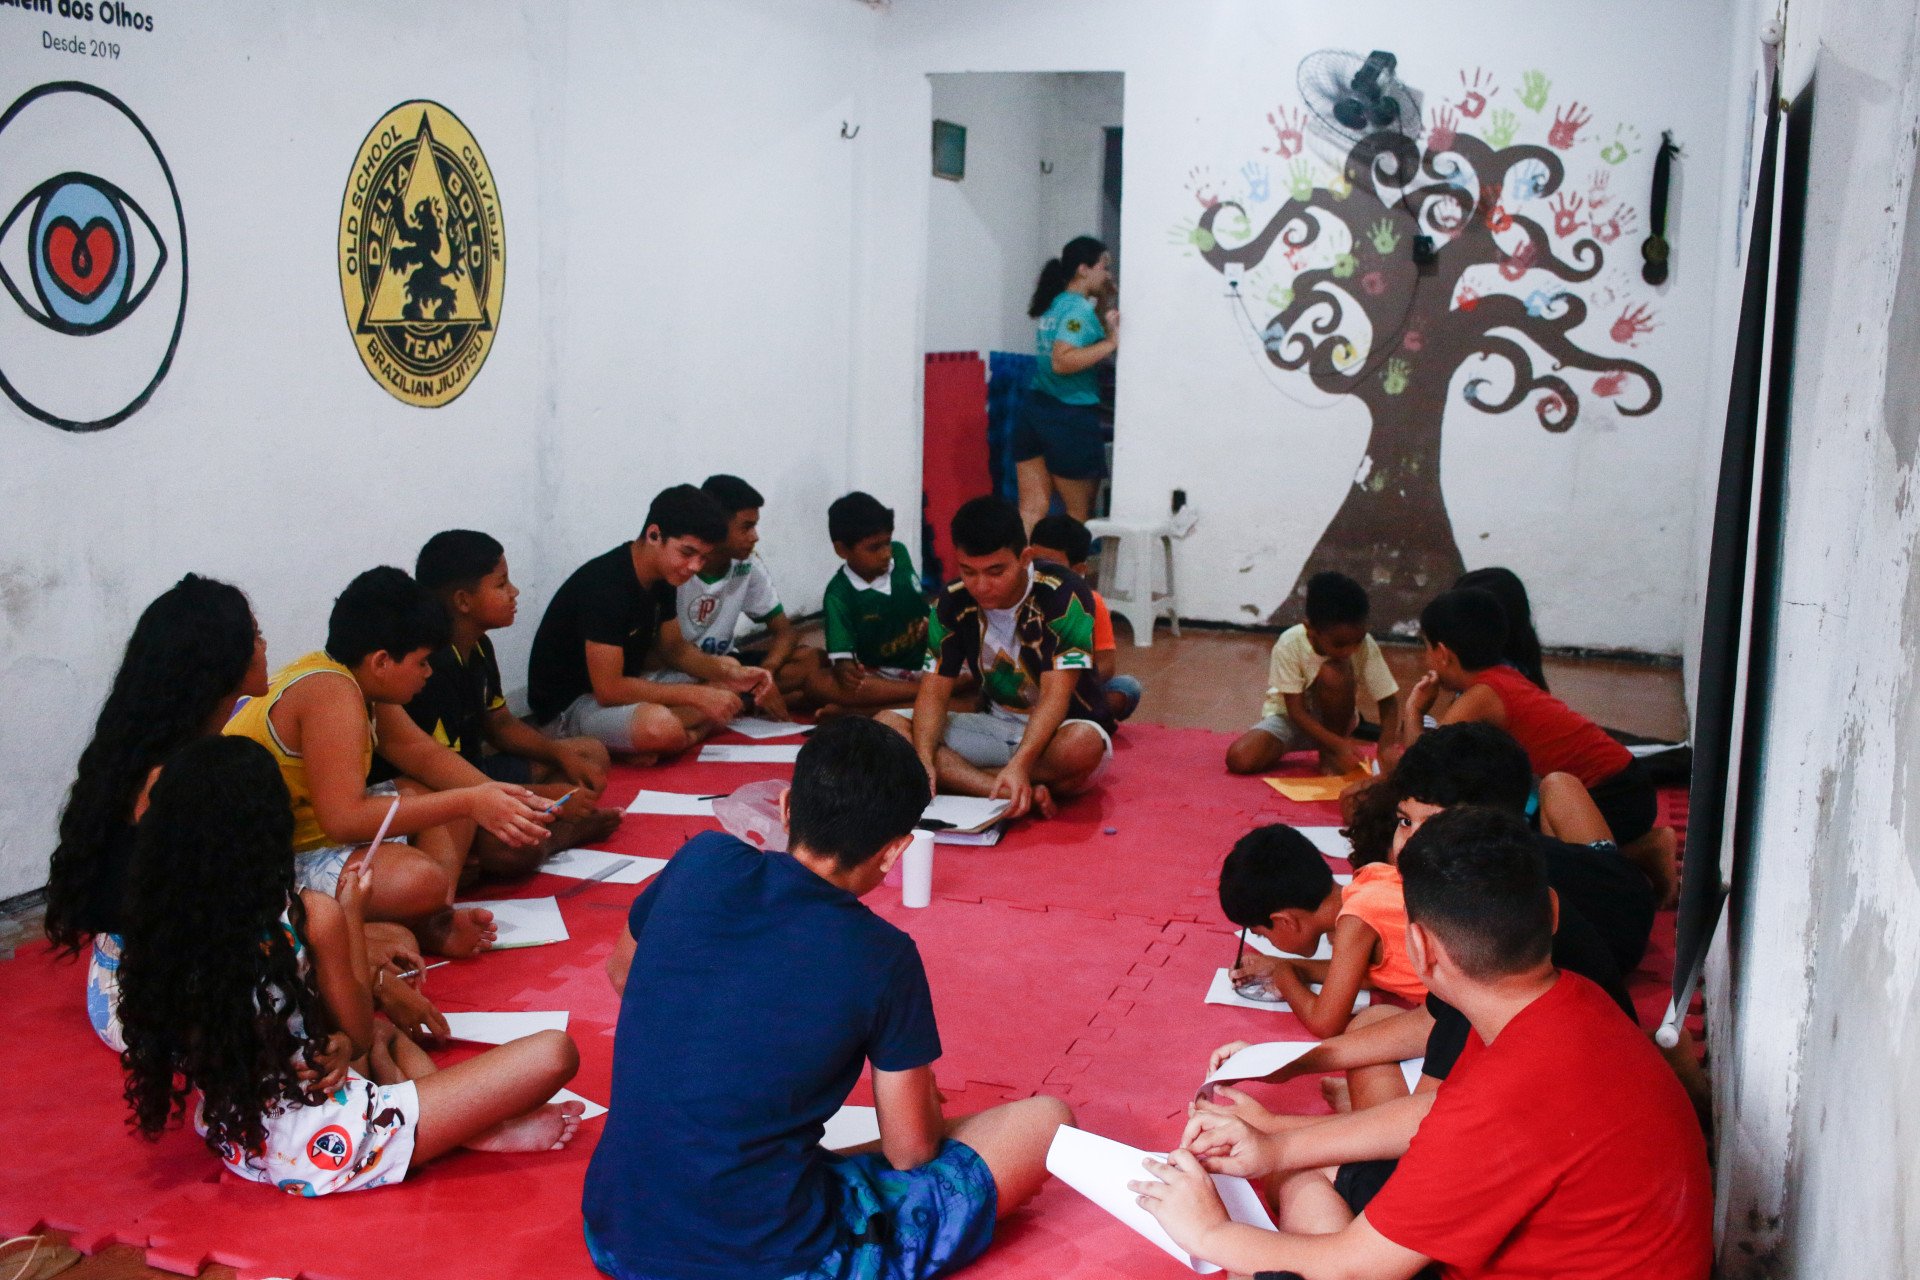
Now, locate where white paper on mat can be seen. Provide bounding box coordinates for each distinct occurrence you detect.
[1206,1040,1319,1086]
[699,743,804,763]
[1296,826,1352,859]
[921,795,1010,832]
[623,790,717,816]
[551,1087,607,1120]
[1625,741,1681,758]
[1046,1126,1274,1273]
[1204,968,1370,1014]
[444,1011,570,1044]
[821,1105,882,1152]
[1401,1058,1426,1091]
[1247,932,1334,962]
[455,896,569,949]
[542,847,670,885]
[725,717,815,740]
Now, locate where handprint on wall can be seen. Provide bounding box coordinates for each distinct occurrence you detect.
[1549,192,1585,237]
[1456,67,1497,119]
[1241,161,1272,203]
[1600,124,1643,166]
[1589,204,1638,245]
[1549,102,1592,150]
[1485,108,1520,149]
[1265,105,1308,159]
[1519,70,1552,112]
[1429,106,1460,153]
[1187,166,1222,208]
[1610,303,1658,345]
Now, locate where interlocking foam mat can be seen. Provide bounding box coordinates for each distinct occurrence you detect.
[0,723,1682,1280]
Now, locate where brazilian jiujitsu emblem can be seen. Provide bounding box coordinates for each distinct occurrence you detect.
[339,101,503,407]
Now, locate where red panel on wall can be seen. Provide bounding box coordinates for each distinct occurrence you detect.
[923,351,991,581]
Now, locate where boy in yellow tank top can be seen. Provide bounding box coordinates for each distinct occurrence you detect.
[226,568,552,957]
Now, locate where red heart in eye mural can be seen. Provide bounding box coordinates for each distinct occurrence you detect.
[44,216,118,303]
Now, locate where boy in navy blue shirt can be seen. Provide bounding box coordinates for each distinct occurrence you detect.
[583,717,1071,1280]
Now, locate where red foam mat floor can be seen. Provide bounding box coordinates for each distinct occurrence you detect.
[0,723,1683,1280]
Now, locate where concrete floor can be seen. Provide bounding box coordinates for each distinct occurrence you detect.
[2,622,1687,1280]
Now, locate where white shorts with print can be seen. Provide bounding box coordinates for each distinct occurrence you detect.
[202,1070,421,1197]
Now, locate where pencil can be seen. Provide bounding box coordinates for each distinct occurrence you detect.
[1234,927,1246,971]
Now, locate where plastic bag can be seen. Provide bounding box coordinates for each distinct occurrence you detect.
[712,779,789,852]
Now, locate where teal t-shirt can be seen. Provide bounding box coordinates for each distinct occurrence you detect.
[1030,291,1105,404]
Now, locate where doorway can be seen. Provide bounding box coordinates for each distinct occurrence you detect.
[920,71,1124,586]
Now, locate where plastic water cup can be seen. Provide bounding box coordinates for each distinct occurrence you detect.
[901,828,935,908]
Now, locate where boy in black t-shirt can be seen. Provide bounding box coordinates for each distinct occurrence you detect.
[385,531,623,868]
[526,486,775,761]
[877,496,1112,820]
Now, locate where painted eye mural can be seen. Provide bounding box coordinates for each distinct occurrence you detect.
[0,82,188,432]
[0,172,168,334]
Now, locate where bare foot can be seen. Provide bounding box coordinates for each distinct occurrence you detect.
[465,1100,585,1153]
[1622,827,1680,909]
[423,907,496,958]
[1032,785,1057,819]
[540,807,623,857]
[1320,1077,1353,1113]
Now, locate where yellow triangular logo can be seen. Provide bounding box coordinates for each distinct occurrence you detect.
[360,113,487,328]
[432,718,457,752]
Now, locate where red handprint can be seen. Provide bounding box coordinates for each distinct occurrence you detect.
[1429,106,1459,153]
[1587,169,1613,207]
[1186,166,1220,209]
[1457,285,1481,312]
[1283,245,1305,271]
[1590,204,1638,245]
[1611,304,1658,345]
[1403,329,1425,352]
[1549,192,1585,237]
[1548,102,1592,150]
[1457,67,1497,119]
[1361,271,1387,296]
[1485,199,1514,233]
[1500,240,1537,281]
[1593,370,1629,397]
[1266,106,1307,159]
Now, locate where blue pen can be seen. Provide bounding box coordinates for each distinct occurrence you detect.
[541,789,579,816]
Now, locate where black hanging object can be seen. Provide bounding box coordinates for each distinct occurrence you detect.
[1333,51,1399,131]
[1642,131,1680,285]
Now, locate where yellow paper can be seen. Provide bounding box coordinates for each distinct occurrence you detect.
[1263,769,1374,803]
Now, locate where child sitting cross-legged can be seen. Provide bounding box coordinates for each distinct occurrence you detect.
[1027,514,1142,723]
[117,737,584,1198]
[805,491,933,715]
[584,716,1071,1280]
[1227,571,1402,776]
[1404,587,1678,904]
[1218,823,1427,1039]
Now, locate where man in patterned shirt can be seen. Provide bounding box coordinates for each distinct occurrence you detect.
[878,496,1112,819]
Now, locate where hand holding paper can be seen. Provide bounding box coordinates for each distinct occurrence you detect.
[1204,1041,1318,1087]
[1129,1149,1234,1267]
[1046,1126,1273,1274]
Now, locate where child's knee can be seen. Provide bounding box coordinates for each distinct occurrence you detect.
[371,853,456,918]
[1226,732,1272,774]
[533,1028,580,1079]
[1054,724,1106,775]
[873,710,912,738]
[628,705,691,754]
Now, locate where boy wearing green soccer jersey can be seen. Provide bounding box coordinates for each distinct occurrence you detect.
[807,493,931,714]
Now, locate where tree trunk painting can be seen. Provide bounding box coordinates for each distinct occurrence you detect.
[1181,72,1664,631]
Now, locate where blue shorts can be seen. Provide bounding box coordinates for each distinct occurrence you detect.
[585,1140,996,1280]
[1011,391,1107,481]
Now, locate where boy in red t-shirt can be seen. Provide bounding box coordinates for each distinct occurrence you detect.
[1401,587,1677,904]
[1135,806,1713,1280]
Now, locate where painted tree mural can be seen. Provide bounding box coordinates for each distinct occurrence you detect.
[1180,69,1663,631]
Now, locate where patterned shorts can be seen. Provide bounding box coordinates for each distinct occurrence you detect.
[789,1139,997,1280]
[85,932,125,1052]
[203,1070,421,1197]
[293,782,405,895]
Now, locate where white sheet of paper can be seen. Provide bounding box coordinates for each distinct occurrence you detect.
[1205,968,1370,1014]
[455,896,569,949]
[1046,1126,1274,1273]
[1248,931,1333,962]
[1401,1058,1426,1091]
[821,1105,881,1152]
[1206,1040,1319,1086]
[1333,872,1353,885]
[1297,826,1352,858]
[542,847,670,885]
[444,1011,570,1044]
[623,790,718,816]
[1626,741,1680,757]
[921,795,1010,832]
[725,717,815,740]
[699,743,803,763]
[550,1087,607,1120]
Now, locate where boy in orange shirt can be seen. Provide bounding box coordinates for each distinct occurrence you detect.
[1026,515,1140,722]
[1217,824,1425,1041]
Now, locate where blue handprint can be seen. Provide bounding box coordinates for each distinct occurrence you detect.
[1241,161,1271,203]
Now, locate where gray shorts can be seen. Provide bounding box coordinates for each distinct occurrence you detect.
[907,709,1113,783]
[1249,713,1316,752]
[543,693,650,753]
[294,781,404,896]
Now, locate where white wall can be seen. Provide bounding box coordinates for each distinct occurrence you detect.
[924,72,1119,356]
[0,0,881,899]
[873,0,1746,648]
[1707,0,1920,1272]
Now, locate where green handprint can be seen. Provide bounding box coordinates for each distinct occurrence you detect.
[1381,357,1411,395]
[1288,160,1315,202]
[1167,220,1217,253]
[1331,252,1357,278]
[1485,108,1519,149]
[1519,70,1551,113]
[1223,207,1252,241]
[1327,168,1353,200]
[1368,218,1400,255]
[1266,283,1294,310]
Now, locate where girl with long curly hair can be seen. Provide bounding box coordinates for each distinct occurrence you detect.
[118,736,584,1196]
[45,574,268,1050]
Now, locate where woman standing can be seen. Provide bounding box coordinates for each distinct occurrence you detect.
[1014,236,1118,530]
